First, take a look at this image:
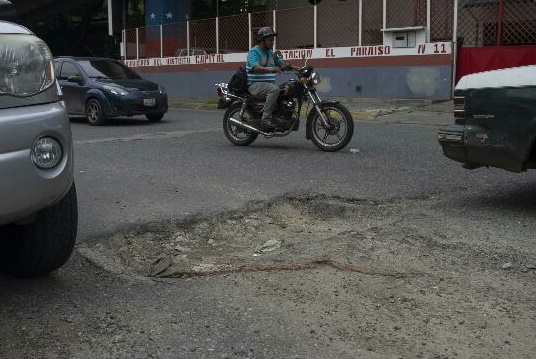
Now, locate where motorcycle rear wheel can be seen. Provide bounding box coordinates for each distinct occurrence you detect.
[310,103,354,152]
[223,103,258,146]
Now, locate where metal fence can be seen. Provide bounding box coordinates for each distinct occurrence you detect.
[386,0,426,28]
[361,0,383,45]
[317,1,360,47]
[457,0,536,47]
[431,0,454,42]
[124,0,466,60]
[219,13,249,53]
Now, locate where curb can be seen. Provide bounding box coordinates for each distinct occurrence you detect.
[168,99,453,125]
[168,101,404,119]
[169,101,217,110]
[351,111,376,121]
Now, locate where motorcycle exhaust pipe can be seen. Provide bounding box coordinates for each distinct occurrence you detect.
[229,117,270,135]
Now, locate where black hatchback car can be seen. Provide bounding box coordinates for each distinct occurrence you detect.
[54,57,168,125]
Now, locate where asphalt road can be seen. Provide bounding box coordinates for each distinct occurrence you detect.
[68,107,523,241]
[1,108,535,359]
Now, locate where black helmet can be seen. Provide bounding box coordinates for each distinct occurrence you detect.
[257,26,277,41]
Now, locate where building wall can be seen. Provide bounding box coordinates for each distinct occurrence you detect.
[128,44,453,100]
[126,1,455,100]
[139,65,452,100]
[123,0,536,100]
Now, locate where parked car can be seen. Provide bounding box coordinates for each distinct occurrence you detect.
[54,56,168,125]
[438,65,536,172]
[0,20,77,277]
[173,48,207,57]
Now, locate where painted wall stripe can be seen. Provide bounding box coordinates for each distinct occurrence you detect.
[132,54,452,74]
[125,42,452,71]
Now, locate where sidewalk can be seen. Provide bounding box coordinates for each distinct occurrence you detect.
[168,97,453,126]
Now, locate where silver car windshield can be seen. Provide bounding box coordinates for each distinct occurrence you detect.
[0,34,54,97]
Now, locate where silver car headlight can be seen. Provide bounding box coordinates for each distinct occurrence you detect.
[103,84,129,96]
[158,85,166,94]
[0,34,55,97]
[310,72,321,85]
[31,137,63,169]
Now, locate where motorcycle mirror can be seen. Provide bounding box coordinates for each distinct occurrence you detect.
[274,50,283,61]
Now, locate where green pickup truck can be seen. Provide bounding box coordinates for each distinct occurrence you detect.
[438,65,536,173]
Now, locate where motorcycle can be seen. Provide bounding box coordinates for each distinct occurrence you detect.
[215,54,354,152]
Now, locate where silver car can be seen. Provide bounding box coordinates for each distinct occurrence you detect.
[0,20,77,277]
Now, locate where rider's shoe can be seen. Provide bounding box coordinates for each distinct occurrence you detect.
[261,118,277,130]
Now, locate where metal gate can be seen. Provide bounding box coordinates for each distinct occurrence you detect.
[456,0,536,83]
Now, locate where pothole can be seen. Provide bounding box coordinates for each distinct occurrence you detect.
[77,194,530,278]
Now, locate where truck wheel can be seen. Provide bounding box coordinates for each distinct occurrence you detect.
[0,183,78,277]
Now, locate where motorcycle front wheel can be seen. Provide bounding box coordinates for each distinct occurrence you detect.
[310,103,354,152]
[223,103,258,146]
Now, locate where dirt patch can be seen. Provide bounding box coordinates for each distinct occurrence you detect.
[78,192,535,358]
[80,194,535,279]
[79,194,536,277]
[82,196,402,277]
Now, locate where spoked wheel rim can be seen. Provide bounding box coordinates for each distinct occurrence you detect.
[85,99,106,125]
[227,108,254,142]
[87,101,101,122]
[223,103,258,146]
[312,107,350,147]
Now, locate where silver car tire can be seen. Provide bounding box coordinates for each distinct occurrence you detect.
[0,183,78,277]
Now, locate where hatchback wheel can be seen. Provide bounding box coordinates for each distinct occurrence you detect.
[146,112,165,122]
[86,98,106,125]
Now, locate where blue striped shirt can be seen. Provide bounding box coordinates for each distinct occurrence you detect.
[246,45,284,85]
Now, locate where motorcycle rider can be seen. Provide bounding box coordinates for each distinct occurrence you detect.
[246,26,298,129]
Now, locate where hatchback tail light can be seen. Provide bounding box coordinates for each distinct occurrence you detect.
[454,95,466,123]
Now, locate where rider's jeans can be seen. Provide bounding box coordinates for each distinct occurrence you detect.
[248,82,279,120]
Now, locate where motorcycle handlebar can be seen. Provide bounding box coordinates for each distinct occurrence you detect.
[282,65,302,73]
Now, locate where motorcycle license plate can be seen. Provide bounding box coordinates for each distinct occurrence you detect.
[143,98,156,106]
[217,97,227,109]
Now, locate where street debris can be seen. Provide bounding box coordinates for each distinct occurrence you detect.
[79,194,536,281]
[73,192,535,359]
[254,238,282,254]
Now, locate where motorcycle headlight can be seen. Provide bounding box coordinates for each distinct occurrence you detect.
[103,84,129,96]
[310,72,321,85]
[0,34,55,97]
